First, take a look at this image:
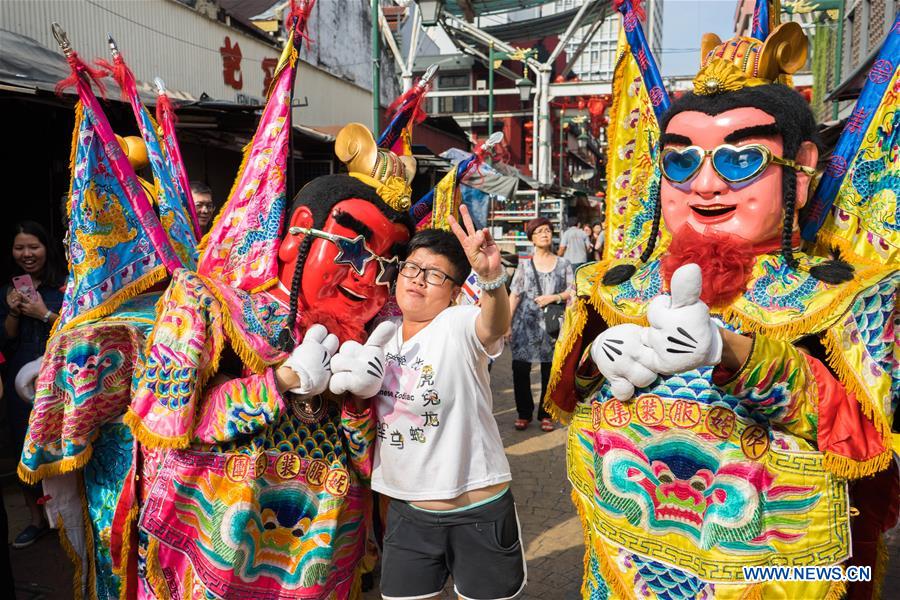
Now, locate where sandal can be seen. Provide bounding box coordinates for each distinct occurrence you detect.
[540,418,555,432]
[514,418,531,431]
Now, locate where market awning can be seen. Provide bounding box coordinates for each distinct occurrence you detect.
[0,28,195,102]
[483,1,610,41]
[443,1,556,20]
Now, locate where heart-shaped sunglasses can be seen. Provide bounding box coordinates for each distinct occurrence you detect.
[660,143,816,185]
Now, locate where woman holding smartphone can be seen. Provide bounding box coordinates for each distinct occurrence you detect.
[0,221,66,548]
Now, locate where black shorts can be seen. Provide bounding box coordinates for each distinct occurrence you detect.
[380,489,527,600]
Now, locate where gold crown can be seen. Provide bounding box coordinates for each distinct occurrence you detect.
[693,22,808,96]
[334,123,415,211]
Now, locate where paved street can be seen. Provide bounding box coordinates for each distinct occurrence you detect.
[4,348,899,599]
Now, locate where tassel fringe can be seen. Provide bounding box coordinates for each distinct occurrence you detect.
[144,538,169,598]
[123,408,191,450]
[115,503,139,600]
[544,299,588,425]
[195,138,253,261]
[824,580,848,600]
[79,477,98,597]
[17,434,98,485]
[820,329,893,479]
[199,275,278,375]
[571,488,634,599]
[57,514,86,600]
[57,265,168,335]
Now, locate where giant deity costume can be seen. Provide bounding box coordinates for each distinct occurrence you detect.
[17,4,437,597]
[547,10,899,600]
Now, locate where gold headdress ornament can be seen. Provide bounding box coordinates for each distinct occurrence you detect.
[693,22,808,96]
[335,122,415,211]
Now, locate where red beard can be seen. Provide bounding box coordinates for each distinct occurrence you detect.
[660,226,780,307]
[298,307,367,345]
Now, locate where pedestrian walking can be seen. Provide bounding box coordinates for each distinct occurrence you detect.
[508,217,573,432]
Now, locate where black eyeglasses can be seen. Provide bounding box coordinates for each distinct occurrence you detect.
[399,261,459,286]
[289,226,399,287]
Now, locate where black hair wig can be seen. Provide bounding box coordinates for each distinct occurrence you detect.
[602,83,853,287]
[278,175,416,350]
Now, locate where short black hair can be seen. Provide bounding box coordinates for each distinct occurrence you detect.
[189,181,212,196]
[407,228,469,285]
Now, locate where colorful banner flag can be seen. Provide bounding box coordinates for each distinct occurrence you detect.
[409,135,497,229]
[603,26,667,261]
[378,65,437,155]
[104,40,198,268]
[751,0,772,41]
[805,14,900,265]
[52,29,181,333]
[197,1,314,291]
[155,78,200,239]
[614,0,670,122]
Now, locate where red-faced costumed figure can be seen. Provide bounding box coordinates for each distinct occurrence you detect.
[126,123,415,599]
[547,23,899,599]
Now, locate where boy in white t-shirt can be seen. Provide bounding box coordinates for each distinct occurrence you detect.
[327,206,525,600]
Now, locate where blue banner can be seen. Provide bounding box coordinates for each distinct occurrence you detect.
[617,0,670,122]
[801,14,900,241]
[752,0,770,41]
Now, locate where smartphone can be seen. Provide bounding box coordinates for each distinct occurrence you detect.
[12,275,37,302]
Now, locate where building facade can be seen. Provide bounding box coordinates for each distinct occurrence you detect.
[556,0,663,82]
[1,0,399,127]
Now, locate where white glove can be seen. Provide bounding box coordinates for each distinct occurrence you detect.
[639,263,722,375]
[590,323,660,401]
[282,324,339,396]
[15,355,43,403]
[329,321,396,399]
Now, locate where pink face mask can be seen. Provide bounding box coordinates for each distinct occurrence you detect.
[659,107,816,245]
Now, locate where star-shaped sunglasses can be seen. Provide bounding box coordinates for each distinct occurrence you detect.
[660,143,816,185]
[288,226,399,287]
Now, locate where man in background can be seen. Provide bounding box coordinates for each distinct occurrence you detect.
[557,217,591,268]
[190,181,217,234]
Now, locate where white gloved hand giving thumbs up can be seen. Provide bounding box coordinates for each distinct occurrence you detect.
[329,321,396,399]
[638,263,722,375]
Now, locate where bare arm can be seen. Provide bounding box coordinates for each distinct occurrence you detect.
[719,328,753,371]
[509,291,521,319]
[448,205,510,348]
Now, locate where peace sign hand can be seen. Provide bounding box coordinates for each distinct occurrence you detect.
[448,204,502,280]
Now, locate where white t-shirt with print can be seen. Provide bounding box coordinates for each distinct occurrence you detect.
[371,304,511,501]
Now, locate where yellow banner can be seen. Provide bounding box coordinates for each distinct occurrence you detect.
[603,29,666,261]
[812,67,900,266]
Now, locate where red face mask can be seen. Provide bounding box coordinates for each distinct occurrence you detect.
[276,198,410,331]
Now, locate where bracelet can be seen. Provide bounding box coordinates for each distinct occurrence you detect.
[476,270,509,291]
